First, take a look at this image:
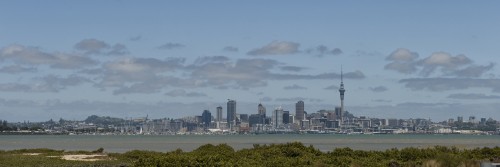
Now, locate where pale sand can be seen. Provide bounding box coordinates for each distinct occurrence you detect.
[22,152,109,161]
[22,153,42,156]
[61,154,108,161]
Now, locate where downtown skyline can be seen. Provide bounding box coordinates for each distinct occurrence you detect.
[1,1,500,122]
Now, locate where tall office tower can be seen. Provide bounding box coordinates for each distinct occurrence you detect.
[258,103,266,125]
[282,111,290,124]
[258,103,266,117]
[338,66,346,123]
[227,99,236,128]
[201,110,211,129]
[272,106,284,128]
[457,116,463,123]
[216,106,223,122]
[335,107,342,120]
[295,100,305,121]
[469,116,476,124]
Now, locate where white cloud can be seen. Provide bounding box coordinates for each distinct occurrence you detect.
[419,52,472,76]
[283,84,307,90]
[74,39,110,54]
[305,45,342,57]
[107,44,129,56]
[74,39,129,56]
[0,44,97,69]
[247,41,300,56]
[384,48,419,74]
[385,48,493,78]
[158,42,185,50]
[223,46,238,52]
[279,66,306,72]
[448,93,500,100]
[447,63,495,78]
[386,48,419,62]
[324,85,339,90]
[369,86,388,92]
[275,97,323,103]
[130,36,142,41]
[0,75,90,93]
[192,56,230,65]
[399,78,500,92]
[165,89,207,97]
[0,65,37,74]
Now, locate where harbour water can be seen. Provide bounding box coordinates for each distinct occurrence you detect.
[1,134,499,153]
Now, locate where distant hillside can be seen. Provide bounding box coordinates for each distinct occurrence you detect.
[84,115,124,126]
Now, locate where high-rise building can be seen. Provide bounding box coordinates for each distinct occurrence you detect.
[227,99,236,128]
[335,107,342,120]
[216,106,223,122]
[457,116,463,123]
[469,116,476,124]
[283,111,290,124]
[295,101,304,121]
[258,103,266,117]
[272,106,284,128]
[258,103,266,125]
[240,114,249,123]
[249,114,262,127]
[338,66,346,123]
[202,110,211,129]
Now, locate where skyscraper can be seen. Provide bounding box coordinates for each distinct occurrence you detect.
[338,66,346,123]
[216,106,223,122]
[258,103,266,117]
[227,99,236,128]
[282,111,290,124]
[272,106,283,128]
[295,100,304,121]
[258,103,266,125]
[201,110,211,129]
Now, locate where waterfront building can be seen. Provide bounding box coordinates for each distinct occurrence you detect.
[258,103,267,125]
[295,101,304,121]
[258,103,266,116]
[335,107,342,120]
[240,114,249,123]
[216,106,223,122]
[457,116,464,123]
[480,118,487,125]
[202,110,211,129]
[469,116,476,124]
[227,99,236,129]
[388,119,399,128]
[283,111,290,124]
[249,114,262,127]
[272,106,284,128]
[288,115,294,124]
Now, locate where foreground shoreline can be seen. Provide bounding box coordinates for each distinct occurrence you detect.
[1,142,500,167]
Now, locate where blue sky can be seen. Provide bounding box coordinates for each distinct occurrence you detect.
[1,1,499,122]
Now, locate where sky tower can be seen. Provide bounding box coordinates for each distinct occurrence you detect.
[338,66,346,124]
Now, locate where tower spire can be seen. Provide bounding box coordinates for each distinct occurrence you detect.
[341,65,343,84]
[338,65,346,126]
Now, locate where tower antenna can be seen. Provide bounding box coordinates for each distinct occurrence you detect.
[341,65,343,84]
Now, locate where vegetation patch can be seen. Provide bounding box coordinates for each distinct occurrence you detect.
[1,143,500,166]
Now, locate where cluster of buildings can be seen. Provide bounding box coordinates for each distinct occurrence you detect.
[193,71,351,134]
[2,70,499,135]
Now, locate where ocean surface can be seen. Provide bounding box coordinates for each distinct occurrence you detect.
[1,134,499,153]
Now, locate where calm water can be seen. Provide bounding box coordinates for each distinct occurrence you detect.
[1,134,499,153]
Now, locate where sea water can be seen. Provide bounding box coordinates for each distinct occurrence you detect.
[0,134,499,153]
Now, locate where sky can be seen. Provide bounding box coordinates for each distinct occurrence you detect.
[1,1,499,122]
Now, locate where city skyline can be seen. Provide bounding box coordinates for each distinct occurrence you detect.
[1,1,500,122]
